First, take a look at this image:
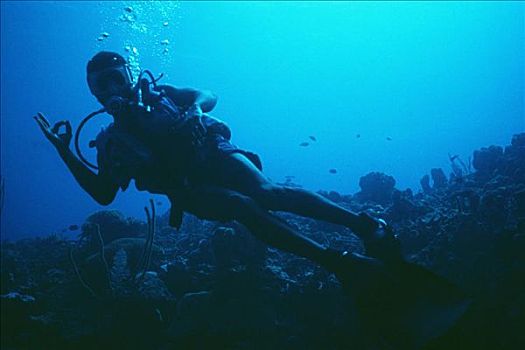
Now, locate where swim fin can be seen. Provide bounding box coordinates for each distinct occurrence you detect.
[334,252,471,349]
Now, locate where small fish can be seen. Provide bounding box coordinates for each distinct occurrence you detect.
[124,6,133,13]
[163,21,169,27]
[386,137,392,141]
[309,136,317,142]
[160,39,170,46]
[299,142,310,147]
[329,168,337,174]
[163,47,169,54]
[68,225,79,231]
[356,134,361,138]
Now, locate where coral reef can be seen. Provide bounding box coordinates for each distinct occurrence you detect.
[473,145,504,176]
[355,171,396,205]
[80,210,146,251]
[1,133,524,350]
[430,168,448,189]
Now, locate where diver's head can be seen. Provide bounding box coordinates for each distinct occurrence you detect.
[86,51,135,110]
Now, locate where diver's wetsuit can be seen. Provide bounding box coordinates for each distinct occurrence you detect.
[95,90,378,270]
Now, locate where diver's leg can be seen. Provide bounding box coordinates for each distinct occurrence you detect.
[212,153,403,260]
[180,185,353,270]
[214,153,376,238]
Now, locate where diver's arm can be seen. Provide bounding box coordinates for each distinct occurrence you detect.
[158,85,218,112]
[34,113,118,205]
[192,88,217,112]
[56,147,118,205]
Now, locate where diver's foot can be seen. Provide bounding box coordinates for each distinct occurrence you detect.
[356,213,403,262]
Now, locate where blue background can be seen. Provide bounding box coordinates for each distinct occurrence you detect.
[1,1,523,239]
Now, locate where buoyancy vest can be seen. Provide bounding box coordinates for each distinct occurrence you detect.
[155,84,232,141]
[95,85,233,193]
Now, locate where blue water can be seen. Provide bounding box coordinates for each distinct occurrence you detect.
[1,1,523,240]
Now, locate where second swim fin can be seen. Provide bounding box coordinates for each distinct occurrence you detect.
[335,253,471,349]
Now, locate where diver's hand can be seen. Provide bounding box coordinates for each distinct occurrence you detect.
[185,103,203,119]
[140,78,163,107]
[34,112,72,152]
[184,104,206,146]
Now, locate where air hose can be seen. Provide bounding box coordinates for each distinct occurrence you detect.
[74,108,106,170]
[74,69,164,170]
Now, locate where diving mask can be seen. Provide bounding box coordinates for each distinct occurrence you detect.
[87,64,134,100]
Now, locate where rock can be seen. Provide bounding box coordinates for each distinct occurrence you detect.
[1,294,61,349]
[514,189,525,218]
[85,238,162,274]
[511,133,525,148]
[137,272,174,301]
[168,285,279,344]
[44,268,66,286]
[109,297,167,349]
[266,263,295,283]
[211,226,267,269]
[109,248,132,296]
[356,172,396,205]
[80,238,162,294]
[450,189,480,213]
[80,210,146,250]
[431,168,448,189]
[387,189,419,221]
[163,261,194,298]
[473,145,503,175]
[504,133,525,182]
[1,292,37,330]
[420,174,431,193]
[1,291,35,304]
[168,291,213,338]
[479,189,507,225]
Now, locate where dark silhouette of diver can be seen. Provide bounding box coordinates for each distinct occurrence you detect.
[34,51,470,348]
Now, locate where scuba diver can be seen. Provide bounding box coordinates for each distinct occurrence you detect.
[34,51,470,348]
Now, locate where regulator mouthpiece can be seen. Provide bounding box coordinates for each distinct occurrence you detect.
[106,96,128,115]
